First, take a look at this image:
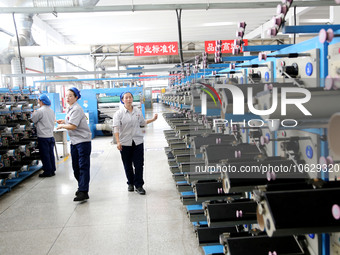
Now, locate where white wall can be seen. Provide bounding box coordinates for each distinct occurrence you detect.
[0,14,94,88]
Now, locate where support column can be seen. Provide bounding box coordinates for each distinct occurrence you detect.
[201,93,207,115]
[330,6,340,23]
[288,6,299,43]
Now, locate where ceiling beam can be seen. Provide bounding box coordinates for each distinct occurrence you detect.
[3,68,184,78]
[0,1,336,14]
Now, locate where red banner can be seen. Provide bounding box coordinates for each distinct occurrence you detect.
[205,40,248,54]
[134,42,178,56]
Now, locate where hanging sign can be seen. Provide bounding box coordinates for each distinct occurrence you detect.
[134,42,178,56]
[205,39,248,54]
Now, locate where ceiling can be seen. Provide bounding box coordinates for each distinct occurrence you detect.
[0,0,336,46]
[37,8,274,45]
[0,0,338,84]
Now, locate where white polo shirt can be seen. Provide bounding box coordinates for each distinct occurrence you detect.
[66,101,92,145]
[113,106,146,146]
[31,105,55,138]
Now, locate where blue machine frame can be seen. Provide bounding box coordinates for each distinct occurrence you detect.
[163,30,340,255]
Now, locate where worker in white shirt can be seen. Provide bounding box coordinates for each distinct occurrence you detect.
[57,87,92,202]
[31,94,56,178]
[113,92,157,195]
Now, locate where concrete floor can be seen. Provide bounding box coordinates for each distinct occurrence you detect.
[0,103,203,255]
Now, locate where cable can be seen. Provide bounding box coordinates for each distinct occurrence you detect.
[12,13,25,89]
[176,9,184,66]
[294,5,296,44]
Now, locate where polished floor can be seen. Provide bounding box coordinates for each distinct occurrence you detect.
[0,103,203,255]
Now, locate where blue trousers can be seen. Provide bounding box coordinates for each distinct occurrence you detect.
[120,142,144,188]
[38,137,56,175]
[71,142,91,192]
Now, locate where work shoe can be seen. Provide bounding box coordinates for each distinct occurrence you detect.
[73,191,89,202]
[128,184,134,192]
[39,172,52,178]
[136,187,146,195]
[75,189,79,196]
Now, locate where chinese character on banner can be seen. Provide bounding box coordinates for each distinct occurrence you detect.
[222,42,230,51]
[168,44,176,53]
[134,42,178,56]
[152,45,160,53]
[207,43,215,52]
[144,45,152,54]
[205,40,248,54]
[160,45,168,53]
[135,45,144,55]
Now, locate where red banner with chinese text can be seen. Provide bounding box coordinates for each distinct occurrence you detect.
[134,42,178,56]
[205,40,248,54]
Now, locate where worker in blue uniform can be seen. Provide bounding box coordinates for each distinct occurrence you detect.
[32,94,56,177]
[56,87,92,202]
[113,91,158,195]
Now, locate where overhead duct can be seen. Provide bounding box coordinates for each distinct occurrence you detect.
[10,57,26,89]
[33,0,79,7]
[99,54,207,67]
[100,56,181,67]
[41,56,56,92]
[0,64,12,88]
[10,13,36,89]
[79,0,100,6]
[13,42,204,66]
[91,42,205,55]
[14,45,91,58]
[32,0,99,7]
[91,42,205,67]
[1,0,99,89]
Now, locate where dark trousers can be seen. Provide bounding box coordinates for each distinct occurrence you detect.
[120,141,144,188]
[38,137,56,175]
[71,142,91,192]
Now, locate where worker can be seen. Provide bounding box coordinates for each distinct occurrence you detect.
[32,94,56,177]
[113,91,158,195]
[56,87,92,202]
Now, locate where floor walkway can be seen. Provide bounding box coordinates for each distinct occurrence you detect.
[0,103,203,255]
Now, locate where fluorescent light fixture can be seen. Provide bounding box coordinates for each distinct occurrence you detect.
[300,19,331,23]
[202,22,235,27]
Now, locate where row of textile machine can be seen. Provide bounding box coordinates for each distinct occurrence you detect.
[162,30,340,254]
[0,89,41,196]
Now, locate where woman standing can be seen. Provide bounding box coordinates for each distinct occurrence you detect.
[113,92,157,195]
[57,87,92,202]
[31,94,56,177]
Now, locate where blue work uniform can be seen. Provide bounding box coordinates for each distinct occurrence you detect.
[31,105,56,175]
[113,106,146,188]
[66,101,92,192]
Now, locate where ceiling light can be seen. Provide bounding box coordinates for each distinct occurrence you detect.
[202,22,235,27]
[301,19,330,23]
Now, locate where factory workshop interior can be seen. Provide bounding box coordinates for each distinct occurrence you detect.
[0,0,340,254]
